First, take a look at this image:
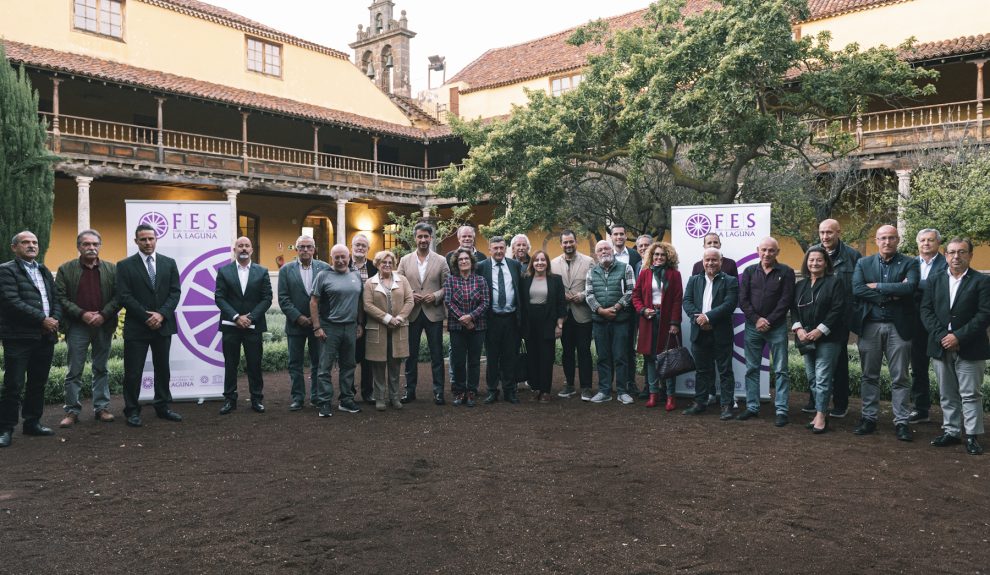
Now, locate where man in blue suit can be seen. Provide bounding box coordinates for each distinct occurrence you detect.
[476,236,524,404]
[682,248,739,419]
[278,235,330,411]
[851,225,920,441]
[909,228,946,423]
[215,237,272,415]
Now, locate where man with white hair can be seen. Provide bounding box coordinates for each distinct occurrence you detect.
[909,228,945,423]
[445,225,485,270]
[350,233,377,404]
[585,239,636,404]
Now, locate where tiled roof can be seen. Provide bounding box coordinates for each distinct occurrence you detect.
[803,0,910,22]
[2,40,456,141]
[139,0,349,60]
[905,33,990,62]
[388,93,442,127]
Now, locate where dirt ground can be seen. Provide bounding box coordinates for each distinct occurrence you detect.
[1,364,988,575]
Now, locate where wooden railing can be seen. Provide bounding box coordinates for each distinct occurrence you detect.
[807,99,987,141]
[40,112,460,182]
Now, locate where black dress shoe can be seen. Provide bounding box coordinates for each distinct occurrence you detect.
[0,430,12,447]
[400,391,416,404]
[288,400,304,411]
[719,407,734,421]
[251,401,265,414]
[682,403,706,415]
[812,417,829,435]
[219,400,237,415]
[853,418,877,435]
[895,423,913,442]
[126,415,143,428]
[483,391,499,404]
[23,422,54,436]
[156,409,183,422]
[736,410,758,421]
[931,432,962,447]
[966,436,983,455]
[505,391,520,405]
[774,413,789,427]
[434,393,446,406]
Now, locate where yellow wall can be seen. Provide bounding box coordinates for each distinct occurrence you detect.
[799,0,990,52]
[436,76,555,122]
[1,0,411,125]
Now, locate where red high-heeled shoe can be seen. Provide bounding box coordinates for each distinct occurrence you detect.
[645,393,659,408]
[665,396,676,412]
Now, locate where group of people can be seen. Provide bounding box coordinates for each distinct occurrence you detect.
[0,218,985,457]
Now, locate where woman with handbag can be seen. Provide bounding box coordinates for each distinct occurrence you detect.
[790,247,845,433]
[521,251,567,403]
[362,250,415,411]
[632,242,683,410]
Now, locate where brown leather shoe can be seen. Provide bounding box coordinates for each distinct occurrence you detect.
[95,410,115,423]
[59,413,78,428]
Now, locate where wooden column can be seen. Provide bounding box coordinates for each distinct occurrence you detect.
[241,112,250,174]
[51,78,61,153]
[312,125,320,179]
[372,136,380,187]
[975,60,986,141]
[156,97,166,163]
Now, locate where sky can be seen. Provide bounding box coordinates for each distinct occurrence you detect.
[204,0,650,95]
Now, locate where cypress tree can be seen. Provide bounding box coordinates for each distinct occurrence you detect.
[0,43,56,265]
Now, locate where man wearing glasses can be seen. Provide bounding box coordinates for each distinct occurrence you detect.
[851,225,919,441]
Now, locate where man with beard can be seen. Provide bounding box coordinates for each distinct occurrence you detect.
[586,240,636,404]
[551,231,595,400]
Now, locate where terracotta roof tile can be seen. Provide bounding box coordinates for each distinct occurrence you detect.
[138,0,349,59]
[803,0,910,22]
[2,40,455,141]
[905,33,990,61]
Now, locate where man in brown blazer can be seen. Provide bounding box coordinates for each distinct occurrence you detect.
[397,222,449,404]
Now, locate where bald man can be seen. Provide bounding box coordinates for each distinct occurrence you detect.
[851,225,919,441]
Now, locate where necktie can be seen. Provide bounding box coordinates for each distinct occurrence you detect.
[146,255,156,285]
[497,262,507,309]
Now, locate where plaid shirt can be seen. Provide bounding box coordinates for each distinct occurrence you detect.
[444,273,490,331]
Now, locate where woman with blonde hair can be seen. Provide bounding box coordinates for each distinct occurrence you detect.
[632,242,683,410]
[362,250,414,411]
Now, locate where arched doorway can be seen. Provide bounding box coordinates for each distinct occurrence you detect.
[301,206,335,263]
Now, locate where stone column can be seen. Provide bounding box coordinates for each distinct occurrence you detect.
[225,189,240,243]
[421,205,431,218]
[75,176,93,232]
[336,198,347,245]
[895,169,912,240]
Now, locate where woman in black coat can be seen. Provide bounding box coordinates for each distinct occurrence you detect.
[790,247,845,433]
[522,251,567,402]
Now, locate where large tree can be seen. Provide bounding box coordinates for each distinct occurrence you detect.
[902,148,990,247]
[434,0,935,237]
[0,44,56,264]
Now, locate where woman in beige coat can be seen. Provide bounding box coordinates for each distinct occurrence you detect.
[363,250,415,410]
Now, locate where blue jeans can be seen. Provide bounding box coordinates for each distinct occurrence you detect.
[316,322,356,405]
[802,340,841,414]
[645,360,675,396]
[743,322,790,414]
[287,333,321,404]
[592,321,629,396]
[63,323,112,415]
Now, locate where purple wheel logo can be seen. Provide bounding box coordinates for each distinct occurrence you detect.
[141,376,154,390]
[685,214,711,239]
[138,212,170,239]
[176,246,232,368]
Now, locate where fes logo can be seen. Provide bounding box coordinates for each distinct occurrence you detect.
[684,214,712,239]
[138,212,170,239]
[175,246,231,368]
[141,376,154,390]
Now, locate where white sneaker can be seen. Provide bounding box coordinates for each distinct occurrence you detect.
[590,392,611,403]
[617,393,634,405]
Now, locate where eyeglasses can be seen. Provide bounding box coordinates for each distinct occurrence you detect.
[946,250,970,256]
[296,245,315,250]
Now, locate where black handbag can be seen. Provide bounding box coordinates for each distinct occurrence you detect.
[654,332,696,380]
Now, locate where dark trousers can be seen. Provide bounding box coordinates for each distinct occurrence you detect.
[910,320,933,412]
[561,313,593,389]
[122,336,173,417]
[832,340,851,411]
[626,314,640,391]
[287,333,321,404]
[355,333,373,401]
[525,308,556,393]
[692,331,734,406]
[222,329,264,402]
[450,329,484,394]
[486,314,521,393]
[404,313,445,396]
[0,338,55,431]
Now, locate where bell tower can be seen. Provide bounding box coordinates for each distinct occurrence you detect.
[350,1,416,97]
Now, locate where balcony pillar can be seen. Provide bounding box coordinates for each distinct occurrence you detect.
[336,198,347,245]
[975,59,986,141]
[241,112,250,174]
[225,189,240,243]
[156,97,166,163]
[75,176,93,232]
[372,136,380,187]
[895,169,912,240]
[51,78,61,153]
[312,125,320,179]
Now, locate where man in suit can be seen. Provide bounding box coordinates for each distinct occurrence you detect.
[610,225,642,397]
[278,235,330,411]
[0,231,62,447]
[349,233,377,404]
[806,218,861,418]
[116,223,183,428]
[909,228,946,424]
[397,222,448,405]
[682,248,739,419]
[690,233,739,277]
[922,237,989,456]
[851,224,920,441]
[55,229,120,427]
[476,236,524,404]
[215,237,273,415]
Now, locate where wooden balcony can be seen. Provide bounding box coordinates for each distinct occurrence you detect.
[41,113,459,205]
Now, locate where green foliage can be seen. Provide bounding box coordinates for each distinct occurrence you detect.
[385,205,474,258]
[0,44,58,264]
[903,148,990,247]
[434,0,935,239]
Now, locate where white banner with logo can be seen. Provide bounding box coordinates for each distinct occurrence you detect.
[670,203,772,400]
[125,201,231,401]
